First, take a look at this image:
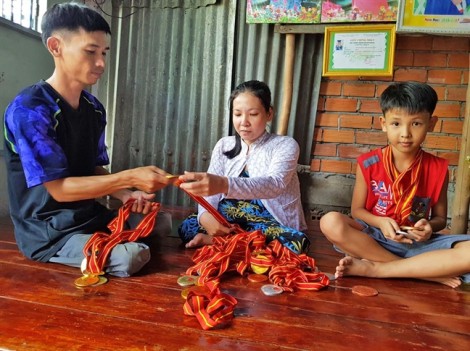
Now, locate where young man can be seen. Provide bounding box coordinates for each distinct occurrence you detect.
[320,82,470,288]
[3,2,173,277]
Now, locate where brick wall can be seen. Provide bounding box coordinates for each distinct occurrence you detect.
[312,35,469,199]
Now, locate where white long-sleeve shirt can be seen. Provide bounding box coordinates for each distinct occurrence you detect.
[197,132,307,231]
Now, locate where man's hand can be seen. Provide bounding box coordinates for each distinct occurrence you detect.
[122,191,158,214]
[128,166,174,193]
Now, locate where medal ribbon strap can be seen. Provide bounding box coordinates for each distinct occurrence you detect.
[186,230,329,291]
[173,180,244,233]
[383,146,423,225]
[183,280,238,330]
[83,200,160,275]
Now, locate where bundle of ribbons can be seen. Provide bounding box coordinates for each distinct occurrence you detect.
[80,200,160,278]
[174,180,330,330]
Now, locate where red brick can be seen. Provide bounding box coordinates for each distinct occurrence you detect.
[396,36,433,51]
[428,70,462,85]
[372,116,383,130]
[394,51,413,66]
[432,86,446,101]
[432,120,442,132]
[434,103,462,118]
[394,68,427,82]
[322,129,355,143]
[312,143,337,157]
[359,100,381,113]
[339,115,373,129]
[413,53,447,68]
[310,158,320,172]
[423,135,459,150]
[320,159,353,174]
[320,81,342,96]
[342,83,376,97]
[316,113,339,127]
[448,53,469,68]
[338,145,370,159]
[355,131,387,145]
[324,98,358,112]
[432,37,470,52]
[441,120,464,134]
[446,87,467,101]
[313,129,322,142]
[376,84,391,97]
[436,151,460,166]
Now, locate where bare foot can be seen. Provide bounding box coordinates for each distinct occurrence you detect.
[335,256,376,279]
[422,277,462,288]
[335,256,462,288]
[185,233,213,248]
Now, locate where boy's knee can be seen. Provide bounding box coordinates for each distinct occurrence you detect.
[320,212,346,240]
[106,242,151,277]
[320,211,341,232]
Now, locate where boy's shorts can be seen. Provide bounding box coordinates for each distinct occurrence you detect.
[357,220,470,283]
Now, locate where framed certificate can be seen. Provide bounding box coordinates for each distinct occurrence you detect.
[322,24,396,77]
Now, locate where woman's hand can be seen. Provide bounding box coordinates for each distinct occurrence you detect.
[178,172,229,197]
[199,212,233,237]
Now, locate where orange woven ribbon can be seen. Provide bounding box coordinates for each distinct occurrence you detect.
[383,146,423,225]
[183,280,238,330]
[175,179,329,330]
[82,200,160,275]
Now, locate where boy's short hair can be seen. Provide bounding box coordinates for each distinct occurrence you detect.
[41,1,111,46]
[380,82,438,116]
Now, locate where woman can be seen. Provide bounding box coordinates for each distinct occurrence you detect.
[178,80,309,254]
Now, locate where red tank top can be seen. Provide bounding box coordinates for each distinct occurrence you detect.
[358,148,448,224]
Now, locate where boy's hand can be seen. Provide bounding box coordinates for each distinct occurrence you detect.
[406,219,432,242]
[379,217,414,244]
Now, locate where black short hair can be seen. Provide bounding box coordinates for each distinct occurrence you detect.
[380,82,438,116]
[41,2,111,46]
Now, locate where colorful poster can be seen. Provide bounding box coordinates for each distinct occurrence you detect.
[397,0,470,34]
[321,0,398,22]
[246,0,322,23]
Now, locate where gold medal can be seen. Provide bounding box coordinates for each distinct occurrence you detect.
[92,276,108,286]
[251,254,269,274]
[181,287,191,299]
[247,273,268,283]
[177,275,197,287]
[74,274,100,287]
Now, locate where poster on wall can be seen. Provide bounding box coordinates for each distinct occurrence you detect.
[397,0,470,35]
[321,0,398,23]
[246,0,322,23]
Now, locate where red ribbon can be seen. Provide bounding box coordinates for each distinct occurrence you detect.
[82,200,160,275]
[183,280,237,330]
[174,178,329,330]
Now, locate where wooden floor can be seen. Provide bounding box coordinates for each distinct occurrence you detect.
[0,211,469,351]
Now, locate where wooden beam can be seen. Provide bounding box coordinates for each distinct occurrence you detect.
[277,33,295,136]
[450,55,470,234]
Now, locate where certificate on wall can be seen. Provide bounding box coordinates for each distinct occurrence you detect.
[323,24,396,77]
[397,0,470,35]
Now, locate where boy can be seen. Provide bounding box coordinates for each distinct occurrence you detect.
[320,82,470,288]
[3,2,173,277]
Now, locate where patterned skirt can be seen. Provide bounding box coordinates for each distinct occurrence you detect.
[178,198,310,254]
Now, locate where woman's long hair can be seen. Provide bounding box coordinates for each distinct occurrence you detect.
[223,80,272,159]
